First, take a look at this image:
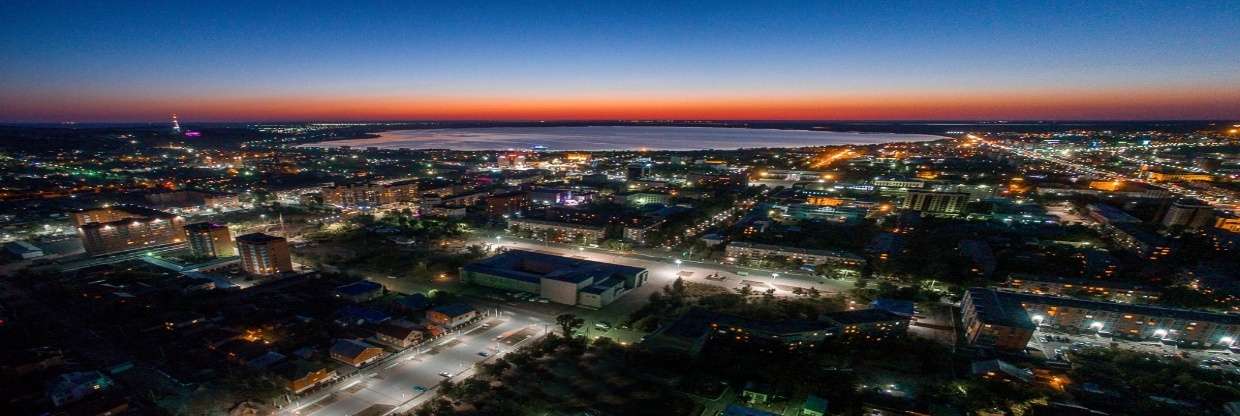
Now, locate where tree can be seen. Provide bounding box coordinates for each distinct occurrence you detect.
[670,277,687,296]
[556,313,585,337]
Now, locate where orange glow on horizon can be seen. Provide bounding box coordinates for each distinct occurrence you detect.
[5,85,1239,122]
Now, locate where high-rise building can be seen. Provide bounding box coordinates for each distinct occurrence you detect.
[1160,198,1214,230]
[184,222,235,258]
[235,233,292,276]
[900,190,968,215]
[73,206,186,256]
[960,288,1035,351]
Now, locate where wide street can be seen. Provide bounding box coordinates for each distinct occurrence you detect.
[467,233,855,340]
[285,311,549,416]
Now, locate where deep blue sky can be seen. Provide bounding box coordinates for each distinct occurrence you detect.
[2,1,1239,121]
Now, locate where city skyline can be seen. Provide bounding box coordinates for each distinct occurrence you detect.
[3,1,1240,122]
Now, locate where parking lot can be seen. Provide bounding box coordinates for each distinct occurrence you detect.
[1028,326,1240,373]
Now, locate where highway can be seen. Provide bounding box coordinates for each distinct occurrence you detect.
[284,311,549,416]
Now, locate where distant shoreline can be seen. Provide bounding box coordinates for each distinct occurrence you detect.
[301,125,949,151]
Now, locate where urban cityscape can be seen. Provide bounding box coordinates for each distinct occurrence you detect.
[2,2,1240,416]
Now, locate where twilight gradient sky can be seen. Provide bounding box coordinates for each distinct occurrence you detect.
[2,1,1239,122]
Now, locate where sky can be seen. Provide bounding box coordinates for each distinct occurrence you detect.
[2,1,1239,122]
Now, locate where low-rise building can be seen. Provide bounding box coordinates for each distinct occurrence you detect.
[486,191,530,216]
[273,360,337,394]
[802,395,829,416]
[330,339,384,367]
[508,217,606,245]
[375,323,424,348]
[460,250,648,308]
[781,203,867,223]
[623,218,665,245]
[335,280,384,303]
[426,303,477,329]
[48,371,114,407]
[1105,222,1174,260]
[820,309,908,342]
[322,180,418,208]
[1008,292,1240,346]
[1160,198,1214,229]
[643,308,837,355]
[900,190,968,215]
[871,177,925,190]
[613,191,670,207]
[725,241,864,268]
[971,359,1034,384]
[4,241,44,259]
[1003,274,1161,304]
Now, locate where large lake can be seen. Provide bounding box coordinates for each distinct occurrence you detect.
[300,126,944,151]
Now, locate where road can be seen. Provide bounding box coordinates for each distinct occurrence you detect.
[480,234,851,305]
[284,311,549,416]
[1029,326,1237,366]
[56,243,187,271]
[975,136,1238,214]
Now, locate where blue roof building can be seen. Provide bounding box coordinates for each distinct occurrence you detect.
[335,305,391,326]
[460,249,648,308]
[336,280,384,302]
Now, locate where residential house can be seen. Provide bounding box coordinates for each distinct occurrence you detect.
[330,339,384,367]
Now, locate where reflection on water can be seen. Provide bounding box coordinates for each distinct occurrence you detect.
[300,126,944,151]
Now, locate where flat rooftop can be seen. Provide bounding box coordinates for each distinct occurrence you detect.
[966,288,1036,330]
[998,290,1240,325]
[463,249,645,284]
[235,232,286,244]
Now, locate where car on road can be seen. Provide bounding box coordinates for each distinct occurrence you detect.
[413,385,428,392]
[478,351,490,357]
[438,371,451,377]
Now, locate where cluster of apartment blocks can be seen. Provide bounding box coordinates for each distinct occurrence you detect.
[72,206,187,256]
[320,179,419,208]
[962,288,1240,352]
[724,241,865,268]
[73,206,294,276]
[1003,274,1161,304]
[505,215,665,246]
[644,304,911,356]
